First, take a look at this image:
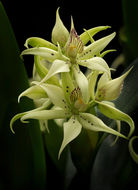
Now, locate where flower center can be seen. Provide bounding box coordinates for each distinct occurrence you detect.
[65,28,84,62]
[70,87,88,113]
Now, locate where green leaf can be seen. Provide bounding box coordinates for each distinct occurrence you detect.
[0,2,46,189]
[42,119,69,188]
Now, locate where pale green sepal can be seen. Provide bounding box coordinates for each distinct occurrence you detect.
[34,55,48,78]
[21,47,60,62]
[34,56,60,86]
[78,32,116,60]
[100,49,117,58]
[51,8,69,47]
[78,57,111,77]
[80,26,111,45]
[78,113,127,139]
[18,85,48,102]
[38,83,70,111]
[21,109,69,122]
[10,99,51,133]
[10,113,27,134]
[61,72,75,105]
[24,37,58,50]
[96,67,133,101]
[73,65,90,103]
[129,136,138,164]
[39,120,49,133]
[40,59,70,83]
[88,71,99,100]
[58,116,82,159]
[97,101,135,138]
[57,42,70,61]
[82,28,94,43]
[111,120,121,146]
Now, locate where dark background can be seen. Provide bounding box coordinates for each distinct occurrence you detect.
[1,0,123,77]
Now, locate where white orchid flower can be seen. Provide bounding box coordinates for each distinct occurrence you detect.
[10,70,134,159]
[21,8,115,83]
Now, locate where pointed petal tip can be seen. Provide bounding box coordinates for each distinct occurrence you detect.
[129,136,138,164]
[71,16,74,30]
[10,120,15,134]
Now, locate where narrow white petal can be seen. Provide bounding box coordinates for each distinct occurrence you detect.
[78,57,111,77]
[129,136,138,164]
[21,47,59,62]
[21,109,68,122]
[58,116,82,159]
[10,99,51,133]
[73,66,90,103]
[39,84,70,111]
[24,37,57,50]
[88,71,99,100]
[40,60,70,83]
[18,85,47,102]
[80,26,111,45]
[97,101,135,138]
[78,113,127,139]
[78,32,116,60]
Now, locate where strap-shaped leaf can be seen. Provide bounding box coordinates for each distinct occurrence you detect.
[0,3,46,188]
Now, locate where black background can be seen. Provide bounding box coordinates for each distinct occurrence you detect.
[1,0,123,76]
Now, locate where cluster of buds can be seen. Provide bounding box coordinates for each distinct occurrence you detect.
[10,8,135,159]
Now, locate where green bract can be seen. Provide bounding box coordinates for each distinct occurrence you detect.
[10,8,135,159]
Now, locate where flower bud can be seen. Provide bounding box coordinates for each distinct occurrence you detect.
[51,8,69,47]
[96,67,133,101]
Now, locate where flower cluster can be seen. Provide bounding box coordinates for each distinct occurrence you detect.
[10,8,135,158]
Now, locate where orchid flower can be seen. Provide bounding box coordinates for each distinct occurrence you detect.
[10,68,134,158]
[10,8,135,160]
[21,8,116,83]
